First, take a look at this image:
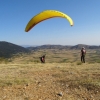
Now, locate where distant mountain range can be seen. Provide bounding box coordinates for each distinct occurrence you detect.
[0,41,100,58]
[27,44,100,50]
[0,41,29,58]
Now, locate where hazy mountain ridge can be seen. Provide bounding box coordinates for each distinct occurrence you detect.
[27,44,100,50]
[0,41,100,58]
[0,41,30,58]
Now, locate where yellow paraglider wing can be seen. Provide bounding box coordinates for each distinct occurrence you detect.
[25,10,74,32]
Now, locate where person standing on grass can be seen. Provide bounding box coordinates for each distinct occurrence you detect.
[81,47,86,63]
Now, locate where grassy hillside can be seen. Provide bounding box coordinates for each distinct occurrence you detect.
[0,49,100,99]
[0,41,30,58]
[5,49,100,64]
[0,63,100,100]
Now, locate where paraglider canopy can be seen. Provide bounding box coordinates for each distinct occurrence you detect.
[25,10,74,32]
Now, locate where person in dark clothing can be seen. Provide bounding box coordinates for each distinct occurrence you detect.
[81,47,86,63]
[40,55,46,63]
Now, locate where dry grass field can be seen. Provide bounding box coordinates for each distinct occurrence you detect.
[0,49,100,100]
[5,49,100,64]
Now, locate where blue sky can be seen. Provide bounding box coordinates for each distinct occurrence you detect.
[0,0,100,46]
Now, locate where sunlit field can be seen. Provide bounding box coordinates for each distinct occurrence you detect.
[2,49,100,64]
[0,49,100,100]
